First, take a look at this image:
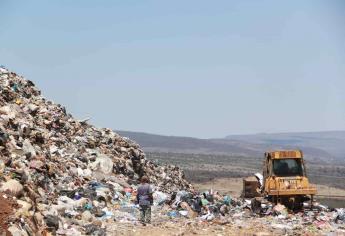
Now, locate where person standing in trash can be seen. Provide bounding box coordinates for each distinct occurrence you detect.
[136,175,153,225]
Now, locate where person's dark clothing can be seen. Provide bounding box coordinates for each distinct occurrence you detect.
[137,183,153,206]
[136,183,153,224]
[139,205,151,224]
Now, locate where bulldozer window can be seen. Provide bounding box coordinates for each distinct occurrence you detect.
[273,159,304,177]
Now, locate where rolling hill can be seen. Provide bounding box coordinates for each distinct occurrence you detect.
[117,130,345,163]
[226,131,345,163]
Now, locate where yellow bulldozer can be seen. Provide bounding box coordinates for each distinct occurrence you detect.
[243,150,317,209]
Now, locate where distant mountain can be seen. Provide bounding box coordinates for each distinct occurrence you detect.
[117,130,258,156]
[117,130,345,163]
[226,131,345,162]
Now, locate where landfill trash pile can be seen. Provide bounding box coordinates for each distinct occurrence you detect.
[0,67,192,235]
[0,67,344,236]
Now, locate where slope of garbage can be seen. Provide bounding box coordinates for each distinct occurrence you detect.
[0,67,191,235]
[0,67,344,236]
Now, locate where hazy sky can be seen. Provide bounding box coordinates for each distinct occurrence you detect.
[1,0,344,138]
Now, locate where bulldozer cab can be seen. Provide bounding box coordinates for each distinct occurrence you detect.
[263,150,306,179]
[272,158,304,177]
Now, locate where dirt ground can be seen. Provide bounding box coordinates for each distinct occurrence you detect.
[193,178,244,197]
[107,219,276,236]
[0,193,16,236]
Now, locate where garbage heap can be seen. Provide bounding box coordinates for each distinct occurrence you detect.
[139,190,345,236]
[98,187,345,235]
[0,67,192,235]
